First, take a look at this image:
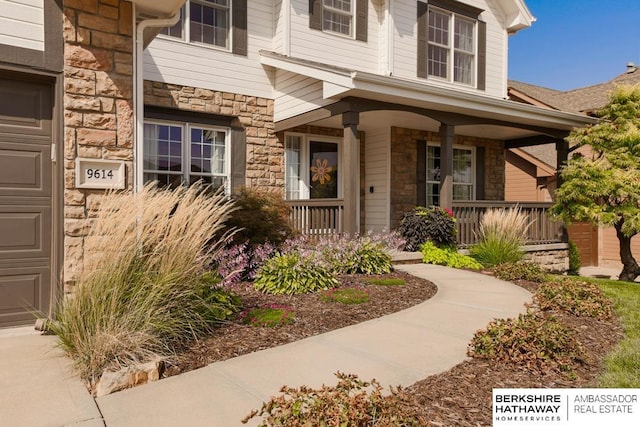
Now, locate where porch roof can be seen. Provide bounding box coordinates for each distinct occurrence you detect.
[260,51,596,140]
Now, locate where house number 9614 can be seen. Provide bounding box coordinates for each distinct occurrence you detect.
[86,169,114,180]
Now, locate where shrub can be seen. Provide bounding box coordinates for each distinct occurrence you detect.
[316,233,394,275]
[397,206,457,251]
[224,188,296,247]
[254,251,339,295]
[534,278,615,319]
[568,240,581,275]
[321,287,370,304]
[469,206,530,267]
[468,310,583,373]
[242,372,422,426]
[365,278,405,286]
[243,305,295,327]
[421,241,482,270]
[493,261,546,283]
[214,241,277,287]
[51,183,236,384]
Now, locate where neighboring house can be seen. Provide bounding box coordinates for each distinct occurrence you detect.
[507,64,640,267]
[0,0,593,328]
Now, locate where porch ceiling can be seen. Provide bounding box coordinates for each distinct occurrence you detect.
[261,51,597,141]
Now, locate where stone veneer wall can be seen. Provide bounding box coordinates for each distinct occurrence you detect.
[62,0,134,293]
[144,81,283,192]
[389,127,505,227]
[523,246,569,273]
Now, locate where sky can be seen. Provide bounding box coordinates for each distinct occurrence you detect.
[508,0,640,91]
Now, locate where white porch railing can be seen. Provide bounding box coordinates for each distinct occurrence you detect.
[286,199,344,236]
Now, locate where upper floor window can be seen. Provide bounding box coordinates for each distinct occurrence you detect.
[418,0,486,90]
[309,0,368,42]
[159,0,247,56]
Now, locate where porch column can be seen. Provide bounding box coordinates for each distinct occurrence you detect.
[555,139,569,190]
[343,111,360,234]
[439,123,455,209]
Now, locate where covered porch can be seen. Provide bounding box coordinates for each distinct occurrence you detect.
[262,53,595,247]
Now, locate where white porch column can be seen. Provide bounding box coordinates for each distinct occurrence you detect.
[343,111,360,234]
[439,123,454,209]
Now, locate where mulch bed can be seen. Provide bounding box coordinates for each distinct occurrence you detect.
[166,272,624,426]
[166,270,438,377]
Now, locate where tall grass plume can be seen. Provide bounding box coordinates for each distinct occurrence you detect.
[470,206,531,267]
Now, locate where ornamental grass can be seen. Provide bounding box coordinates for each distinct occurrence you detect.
[470,206,531,267]
[51,183,236,385]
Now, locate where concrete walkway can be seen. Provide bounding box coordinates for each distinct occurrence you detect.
[0,264,532,427]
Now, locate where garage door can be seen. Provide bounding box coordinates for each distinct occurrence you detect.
[0,76,53,328]
[568,222,598,267]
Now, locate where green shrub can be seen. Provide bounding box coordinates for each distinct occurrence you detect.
[315,233,394,275]
[469,207,530,267]
[51,183,236,384]
[421,241,482,270]
[242,372,422,426]
[224,188,296,247]
[397,206,457,251]
[365,278,405,286]
[195,279,243,324]
[493,261,546,283]
[534,278,614,319]
[320,287,370,304]
[468,310,583,373]
[568,240,581,275]
[243,306,295,327]
[254,251,339,295]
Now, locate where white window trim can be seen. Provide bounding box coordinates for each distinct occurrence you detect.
[427,5,477,87]
[144,118,231,193]
[426,142,475,204]
[322,0,355,39]
[285,132,343,200]
[158,1,233,52]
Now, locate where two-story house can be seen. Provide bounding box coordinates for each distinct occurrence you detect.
[0,0,593,328]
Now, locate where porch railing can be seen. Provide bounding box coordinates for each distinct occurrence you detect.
[286,199,344,236]
[452,201,566,248]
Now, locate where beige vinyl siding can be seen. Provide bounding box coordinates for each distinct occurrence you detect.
[600,227,640,266]
[364,126,390,232]
[0,0,44,51]
[144,0,274,99]
[392,0,506,98]
[288,0,379,73]
[273,71,334,122]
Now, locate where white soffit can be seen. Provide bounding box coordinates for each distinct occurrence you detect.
[130,0,185,17]
[494,0,535,33]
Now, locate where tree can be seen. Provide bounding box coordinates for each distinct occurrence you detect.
[551,84,640,282]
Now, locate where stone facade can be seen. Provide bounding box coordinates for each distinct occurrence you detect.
[523,245,569,274]
[62,0,134,293]
[144,81,283,192]
[389,126,505,227]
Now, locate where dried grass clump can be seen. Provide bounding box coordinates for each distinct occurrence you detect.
[470,206,532,267]
[52,183,235,385]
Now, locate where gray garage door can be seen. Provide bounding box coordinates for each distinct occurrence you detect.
[0,76,53,328]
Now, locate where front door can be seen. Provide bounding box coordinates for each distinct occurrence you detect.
[0,75,54,327]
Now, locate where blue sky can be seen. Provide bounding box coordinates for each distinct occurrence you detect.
[508,0,640,91]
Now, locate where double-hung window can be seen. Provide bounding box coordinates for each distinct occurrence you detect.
[144,121,229,191]
[322,1,354,37]
[309,0,368,41]
[418,0,485,89]
[426,144,474,206]
[285,134,341,200]
[159,0,247,55]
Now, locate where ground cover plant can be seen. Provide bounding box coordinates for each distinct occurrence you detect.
[534,277,614,319]
[320,287,370,304]
[421,241,482,270]
[243,305,295,328]
[469,206,530,267]
[365,277,405,286]
[492,260,546,283]
[51,183,237,386]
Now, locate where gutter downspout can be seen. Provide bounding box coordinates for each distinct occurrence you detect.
[134,10,181,192]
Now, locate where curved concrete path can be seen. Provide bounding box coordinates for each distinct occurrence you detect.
[94,264,531,427]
